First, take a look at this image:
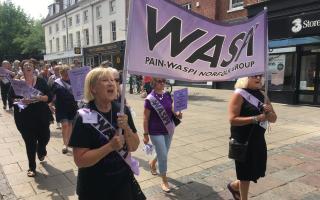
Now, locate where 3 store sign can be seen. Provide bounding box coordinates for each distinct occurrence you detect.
[291,18,320,33]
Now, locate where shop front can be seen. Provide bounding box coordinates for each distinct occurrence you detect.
[83,40,125,70]
[246,0,320,105]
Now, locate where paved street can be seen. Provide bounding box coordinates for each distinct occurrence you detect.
[0,87,320,199]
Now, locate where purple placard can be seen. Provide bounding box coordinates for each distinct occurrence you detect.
[10,79,32,98]
[125,0,267,82]
[0,67,11,79]
[68,66,90,101]
[173,88,188,112]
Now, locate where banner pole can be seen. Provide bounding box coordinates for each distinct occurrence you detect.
[120,0,134,115]
[264,7,269,104]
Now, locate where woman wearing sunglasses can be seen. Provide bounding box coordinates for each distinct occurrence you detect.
[143,77,182,192]
[227,75,277,200]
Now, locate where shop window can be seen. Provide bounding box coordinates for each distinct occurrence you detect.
[268,53,296,91]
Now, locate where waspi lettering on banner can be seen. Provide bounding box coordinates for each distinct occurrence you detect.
[125,0,267,82]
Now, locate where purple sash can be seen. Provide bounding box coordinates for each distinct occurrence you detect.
[146,94,175,135]
[78,108,140,175]
[55,78,73,94]
[235,89,268,129]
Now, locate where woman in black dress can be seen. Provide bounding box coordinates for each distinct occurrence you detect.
[10,60,52,177]
[228,75,277,200]
[69,67,145,200]
[52,65,78,154]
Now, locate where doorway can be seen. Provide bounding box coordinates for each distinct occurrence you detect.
[299,51,320,105]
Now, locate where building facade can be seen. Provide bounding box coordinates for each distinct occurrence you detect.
[247,0,320,105]
[42,0,128,69]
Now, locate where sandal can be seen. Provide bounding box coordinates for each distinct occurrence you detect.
[161,183,171,193]
[27,169,36,177]
[227,182,240,200]
[149,163,157,175]
[62,146,68,154]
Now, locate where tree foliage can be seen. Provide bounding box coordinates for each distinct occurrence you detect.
[0,2,45,62]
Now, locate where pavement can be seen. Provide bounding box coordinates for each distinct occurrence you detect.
[0,86,319,199]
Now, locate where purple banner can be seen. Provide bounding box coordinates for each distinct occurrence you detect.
[68,66,90,101]
[125,0,267,82]
[173,88,188,112]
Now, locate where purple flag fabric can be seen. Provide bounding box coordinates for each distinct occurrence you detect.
[125,0,267,82]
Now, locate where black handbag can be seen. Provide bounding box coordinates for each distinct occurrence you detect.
[228,126,254,162]
[172,114,181,126]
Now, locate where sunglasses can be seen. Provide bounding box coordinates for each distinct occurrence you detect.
[250,75,263,79]
[23,64,34,67]
[156,79,166,84]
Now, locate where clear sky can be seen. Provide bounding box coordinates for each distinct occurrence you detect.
[0,0,53,19]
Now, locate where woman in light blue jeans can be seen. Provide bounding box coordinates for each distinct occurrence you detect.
[143,78,182,192]
[149,134,172,175]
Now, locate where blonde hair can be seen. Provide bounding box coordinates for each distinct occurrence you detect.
[59,64,71,76]
[234,77,249,89]
[84,67,114,102]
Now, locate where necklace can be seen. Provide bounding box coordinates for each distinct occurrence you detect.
[155,92,164,100]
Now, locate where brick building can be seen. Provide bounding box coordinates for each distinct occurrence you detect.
[172,0,261,22]
[172,0,320,105]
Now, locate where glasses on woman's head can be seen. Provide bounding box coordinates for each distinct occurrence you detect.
[156,79,166,84]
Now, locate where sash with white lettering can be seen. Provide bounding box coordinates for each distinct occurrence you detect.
[235,88,268,129]
[55,78,73,94]
[78,108,139,175]
[146,93,175,135]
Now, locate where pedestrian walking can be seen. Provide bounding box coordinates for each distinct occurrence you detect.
[143,77,182,192]
[69,67,145,200]
[52,65,78,154]
[0,60,14,110]
[9,59,52,177]
[143,76,152,95]
[227,75,277,200]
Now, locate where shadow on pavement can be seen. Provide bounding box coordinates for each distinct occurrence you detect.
[134,156,150,172]
[168,178,225,200]
[33,162,76,200]
[146,177,225,200]
[188,95,226,102]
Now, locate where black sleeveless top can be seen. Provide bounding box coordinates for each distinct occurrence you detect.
[230,88,267,182]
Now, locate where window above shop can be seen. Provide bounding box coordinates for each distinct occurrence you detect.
[229,0,243,12]
[182,3,192,10]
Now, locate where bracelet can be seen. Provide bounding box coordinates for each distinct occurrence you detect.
[143,133,149,136]
[252,116,259,124]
